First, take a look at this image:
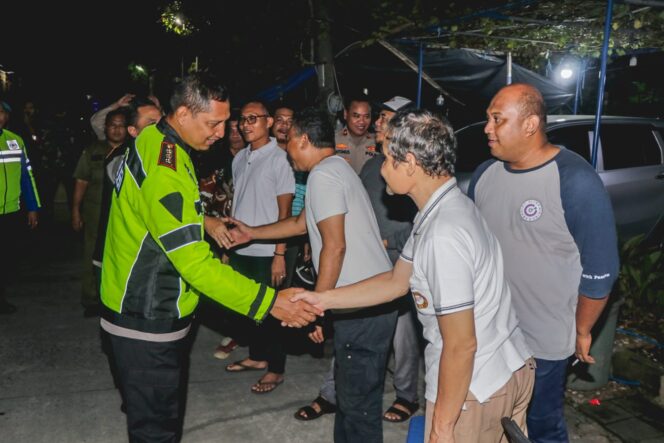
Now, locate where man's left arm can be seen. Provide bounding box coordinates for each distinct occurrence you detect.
[423,235,478,442]
[559,158,620,363]
[430,310,477,443]
[19,143,40,229]
[272,193,293,287]
[576,295,609,363]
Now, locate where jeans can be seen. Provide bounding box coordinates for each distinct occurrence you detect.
[527,358,569,443]
[333,307,397,443]
[319,304,420,405]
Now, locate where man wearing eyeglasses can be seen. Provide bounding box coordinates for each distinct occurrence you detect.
[225,101,295,394]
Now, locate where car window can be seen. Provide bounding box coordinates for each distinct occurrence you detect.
[600,124,662,169]
[547,124,591,162]
[455,123,493,173]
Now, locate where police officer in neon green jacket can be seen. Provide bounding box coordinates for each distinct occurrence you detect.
[100,74,318,442]
[0,101,40,314]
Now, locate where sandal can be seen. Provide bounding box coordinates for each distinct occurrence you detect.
[225,359,266,373]
[383,397,419,423]
[294,395,337,421]
[251,378,284,394]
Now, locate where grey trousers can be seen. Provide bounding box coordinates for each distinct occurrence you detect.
[320,303,420,405]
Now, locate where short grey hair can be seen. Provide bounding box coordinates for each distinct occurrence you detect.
[385,109,457,177]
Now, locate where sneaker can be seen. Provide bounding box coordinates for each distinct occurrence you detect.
[213,339,238,360]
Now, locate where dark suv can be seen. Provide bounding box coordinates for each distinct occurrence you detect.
[455,116,664,238]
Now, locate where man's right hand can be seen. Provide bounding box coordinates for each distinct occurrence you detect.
[226,217,253,247]
[115,93,135,108]
[290,290,329,312]
[204,216,235,249]
[270,287,322,328]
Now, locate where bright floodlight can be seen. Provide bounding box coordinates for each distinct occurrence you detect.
[560,68,574,79]
[135,65,146,74]
[174,16,183,25]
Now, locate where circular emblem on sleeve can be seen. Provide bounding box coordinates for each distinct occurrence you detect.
[520,199,543,222]
[412,292,428,310]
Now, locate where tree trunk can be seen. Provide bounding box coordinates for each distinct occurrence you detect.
[312,0,335,112]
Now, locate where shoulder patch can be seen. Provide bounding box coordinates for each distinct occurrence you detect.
[158,142,177,170]
[160,192,184,222]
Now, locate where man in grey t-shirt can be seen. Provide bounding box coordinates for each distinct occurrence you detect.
[229,108,396,442]
[468,84,619,442]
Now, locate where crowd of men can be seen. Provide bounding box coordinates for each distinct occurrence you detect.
[0,74,619,443]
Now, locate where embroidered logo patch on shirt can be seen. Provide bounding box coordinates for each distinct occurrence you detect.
[6,140,20,151]
[520,199,543,222]
[158,142,177,170]
[412,292,429,310]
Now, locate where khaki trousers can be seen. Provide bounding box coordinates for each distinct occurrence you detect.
[424,357,535,443]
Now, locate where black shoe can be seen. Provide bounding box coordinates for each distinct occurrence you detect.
[83,305,101,318]
[0,300,17,315]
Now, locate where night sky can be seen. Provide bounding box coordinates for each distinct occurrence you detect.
[4,1,173,106]
[4,1,663,121]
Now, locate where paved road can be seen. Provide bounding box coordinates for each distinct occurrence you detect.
[0,226,411,442]
[0,224,623,442]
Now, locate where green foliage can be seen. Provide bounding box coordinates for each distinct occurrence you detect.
[160,1,196,36]
[367,0,664,71]
[629,81,663,105]
[618,235,664,314]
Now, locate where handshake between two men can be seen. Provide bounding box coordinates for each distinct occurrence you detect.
[204,215,327,328]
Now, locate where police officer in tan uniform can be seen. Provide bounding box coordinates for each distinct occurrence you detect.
[335,97,376,174]
[72,109,127,316]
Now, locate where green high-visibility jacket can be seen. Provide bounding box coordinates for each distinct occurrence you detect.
[101,119,275,333]
[0,128,41,215]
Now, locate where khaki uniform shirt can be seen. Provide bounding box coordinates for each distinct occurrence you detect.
[335,128,377,174]
[74,140,111,208]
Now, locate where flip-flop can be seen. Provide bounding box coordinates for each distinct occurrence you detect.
[383,397,419,423]
[251,378,284,394]
[294,395,337,421]
[225,359,266,373]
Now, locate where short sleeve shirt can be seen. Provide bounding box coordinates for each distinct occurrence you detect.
[400,178,531,403]
[305,156,391,288]
[232,138,295,257]
[335,128,377,174]
[468,148,619,360]
[73,140,110,207]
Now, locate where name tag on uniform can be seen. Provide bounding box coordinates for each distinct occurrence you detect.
[158,142,177,171]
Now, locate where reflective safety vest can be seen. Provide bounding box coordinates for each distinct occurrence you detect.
[101,119,275,333]
[0,128,40,215]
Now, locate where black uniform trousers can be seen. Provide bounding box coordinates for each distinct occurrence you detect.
[0,211,23,302]
[333,306,398,443]
[105,330,192,443]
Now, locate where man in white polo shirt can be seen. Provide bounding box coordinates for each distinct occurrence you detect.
[225,101,295,394]
[293,109,534,442]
